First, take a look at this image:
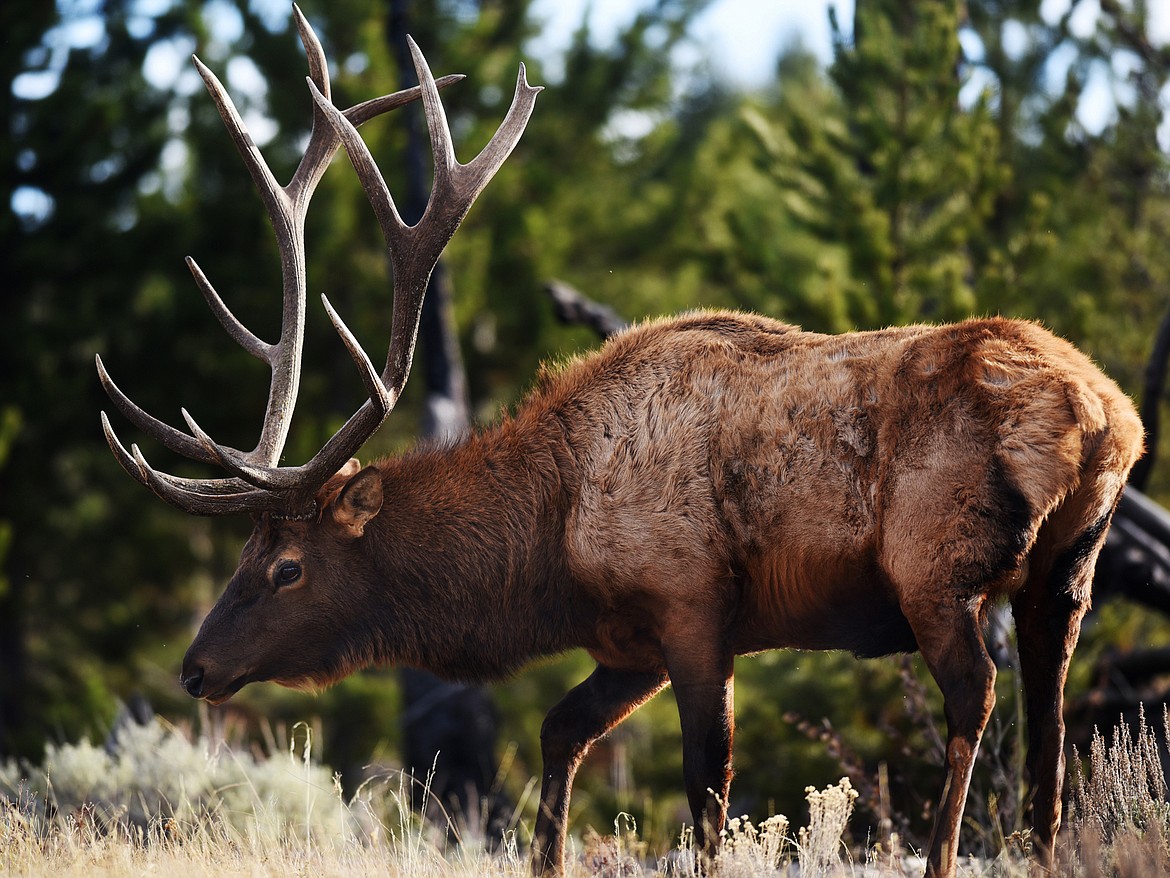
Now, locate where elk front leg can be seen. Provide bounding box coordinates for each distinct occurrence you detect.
[904,594,997,878]
[664,638,735,868]
[533,664,667,876]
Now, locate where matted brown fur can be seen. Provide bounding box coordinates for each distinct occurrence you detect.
[180,310,1143,878]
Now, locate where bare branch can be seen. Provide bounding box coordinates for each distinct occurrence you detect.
[544,279,628,341]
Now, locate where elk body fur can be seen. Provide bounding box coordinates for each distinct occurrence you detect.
[184,309,1140,877]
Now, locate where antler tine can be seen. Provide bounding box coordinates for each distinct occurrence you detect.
[100,410,156,488]
[192,56,287,228]
[320,293,396,417]
[101,412,271,516]
[96,355,220,465]
[285,3,333,207]
[294,3,328,101]
[347,74,465,126]
[186,257,271,360]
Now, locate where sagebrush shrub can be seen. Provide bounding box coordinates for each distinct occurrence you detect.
[1068,704,1170,875]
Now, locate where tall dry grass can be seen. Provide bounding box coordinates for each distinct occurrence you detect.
[1064,704,1170,878]
[2,707,1169,876]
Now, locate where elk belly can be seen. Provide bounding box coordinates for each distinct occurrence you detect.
[734,562,919,658]
[586,607,667,672]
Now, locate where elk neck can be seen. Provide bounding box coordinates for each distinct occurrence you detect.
[355,413,592,681]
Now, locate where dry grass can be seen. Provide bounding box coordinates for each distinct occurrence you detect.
[1064,704,1170,877]
[3,709,1170,877]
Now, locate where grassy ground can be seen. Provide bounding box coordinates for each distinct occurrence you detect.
[3,710,1169,876]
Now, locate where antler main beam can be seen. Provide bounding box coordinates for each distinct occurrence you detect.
[97,5,540,517]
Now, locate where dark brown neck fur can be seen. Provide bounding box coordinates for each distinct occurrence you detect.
[355,415,592,681]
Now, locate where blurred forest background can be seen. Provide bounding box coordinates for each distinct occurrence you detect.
[5,0,1170,854]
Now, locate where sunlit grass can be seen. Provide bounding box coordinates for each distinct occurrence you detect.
[3,709,1169,876]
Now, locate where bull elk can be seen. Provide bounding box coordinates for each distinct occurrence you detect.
[96,9,1144,877]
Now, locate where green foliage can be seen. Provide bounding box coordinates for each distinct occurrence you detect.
[826,1,1007,325]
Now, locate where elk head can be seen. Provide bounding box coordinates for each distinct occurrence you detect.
[96,5,540,701]
[180,459,390,703]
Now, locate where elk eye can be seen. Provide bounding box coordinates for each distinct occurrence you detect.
[274,561,302,588]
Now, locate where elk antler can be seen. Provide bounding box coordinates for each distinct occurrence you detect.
[97,6,540,517]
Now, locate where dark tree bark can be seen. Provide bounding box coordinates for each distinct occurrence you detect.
[0,567,26,759]
[1092,300,1170,618]
[1096,486,1170,614]
[0,0,58,761]
[1129,304,1170,491]
[385,0,510,844]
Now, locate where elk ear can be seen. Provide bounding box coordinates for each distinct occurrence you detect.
[315,458,363,511]
[332,465,383,538]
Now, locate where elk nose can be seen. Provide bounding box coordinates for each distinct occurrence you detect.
[180,668,204,698]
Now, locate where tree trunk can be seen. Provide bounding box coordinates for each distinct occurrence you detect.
[385,0,510,844]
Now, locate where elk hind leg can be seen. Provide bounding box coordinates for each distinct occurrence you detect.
[533,664,667,876]
[1012,513,1112,867]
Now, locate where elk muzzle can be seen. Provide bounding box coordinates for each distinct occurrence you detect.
[180,645,253,705]
[180,666,204,698]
